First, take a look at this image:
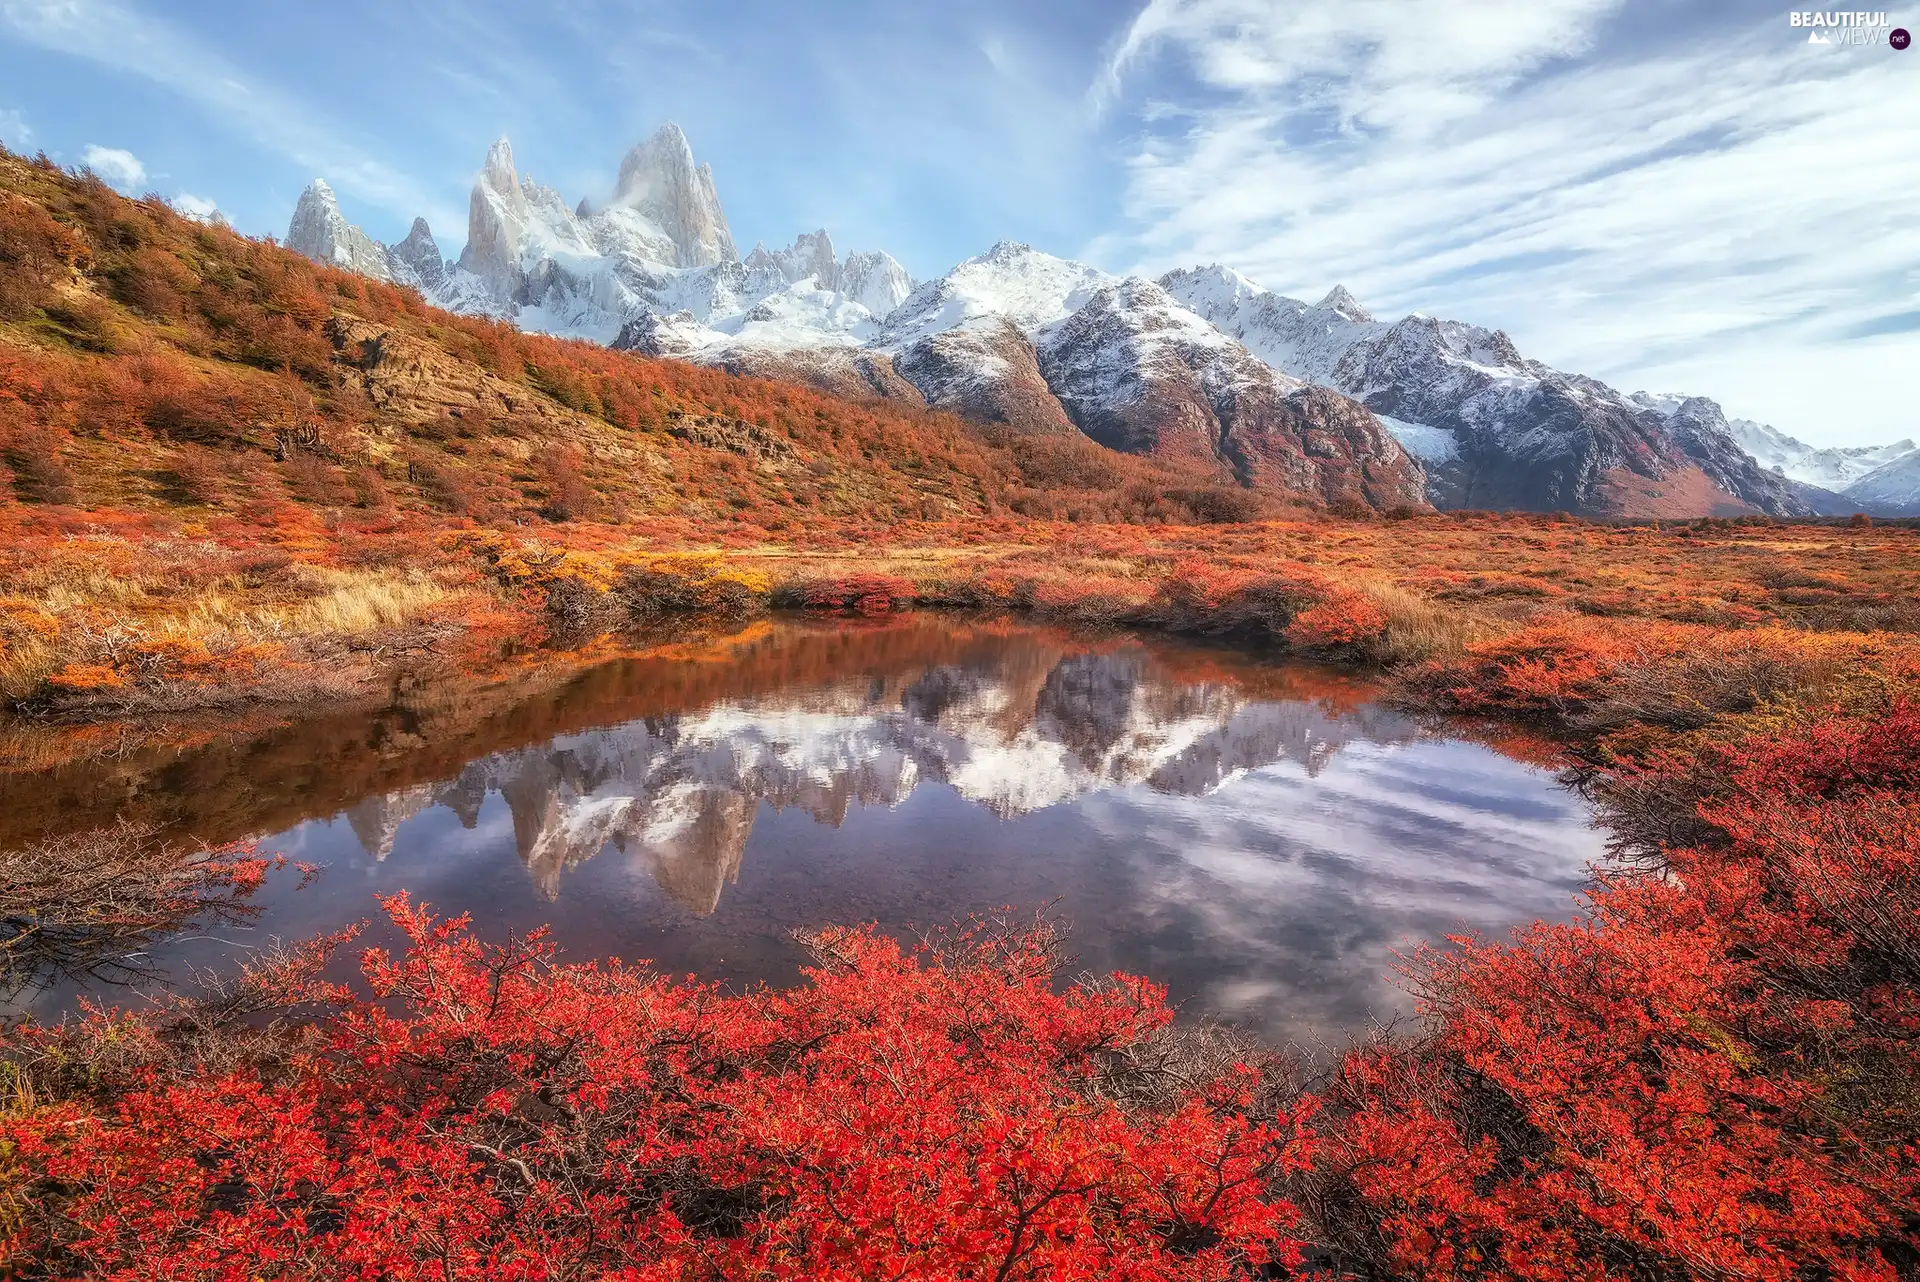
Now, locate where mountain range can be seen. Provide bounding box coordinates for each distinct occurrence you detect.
[287,124,1918,519]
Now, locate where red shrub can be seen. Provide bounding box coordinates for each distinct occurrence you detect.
[8,902,1312,1280]
[788,572,917,614]
[1321,698,1920,1279]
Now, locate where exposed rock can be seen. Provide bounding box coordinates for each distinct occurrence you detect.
[1165,268,1812,518]
[708,346,927,407]
[285,179,393,281]
[664,411,795,461]
[1035,279,1424,508]
[387,217,447,291]
[457,138,530,299]
[755,229,840,289]
[841,250,913,320]
[893,319,1076,435]
[611,122,737,268]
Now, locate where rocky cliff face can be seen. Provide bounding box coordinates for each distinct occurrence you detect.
[610,123,737,268]
[1037,281,1420,507]
[892,318,1077,435]
[1163,268,1815,518]
[387,218,446,291]
[285,179,395,282]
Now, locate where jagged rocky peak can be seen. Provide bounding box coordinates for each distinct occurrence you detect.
[285,179,393,282]
[482,137,524,207]
[760,229,841,289]
[388,217,446,290]
[1315,285,1373,324]
[459,136,530,298]
[611,122,737,268]
[841,249,913,320]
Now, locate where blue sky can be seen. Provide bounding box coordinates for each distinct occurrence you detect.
[1,0,1914,446]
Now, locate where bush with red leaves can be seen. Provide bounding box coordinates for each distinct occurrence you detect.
[1308,695,1920,1279]
[5,904,1313,1281]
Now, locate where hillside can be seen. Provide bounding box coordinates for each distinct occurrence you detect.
[0,146,1309,537]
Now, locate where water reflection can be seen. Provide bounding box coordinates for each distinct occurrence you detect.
[2,618,1605,1039]
[346,647,1413,914]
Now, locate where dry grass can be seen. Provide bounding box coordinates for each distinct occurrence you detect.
[270,569,457,636]
[1353,580,1503,665]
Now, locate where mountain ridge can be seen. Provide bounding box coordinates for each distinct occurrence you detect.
[285,125,1909,519]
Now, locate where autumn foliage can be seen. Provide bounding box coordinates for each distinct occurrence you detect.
[6,905,1314,1280]
[2,143,1919,1276]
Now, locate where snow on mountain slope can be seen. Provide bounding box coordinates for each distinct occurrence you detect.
[1714,416,1917,492]
[1164,265,1816,517]
[880,242,1114,349]
[841,249,915,319]
[286,123,1905,519]
[1843,450,1920,514]
[1036,278,1421,507]
[1377,416,1460,464]
[1162,266,1382,385]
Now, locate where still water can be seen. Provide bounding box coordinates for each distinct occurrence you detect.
[4,616,1606,1041]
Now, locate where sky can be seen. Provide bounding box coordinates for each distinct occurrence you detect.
[0,0,1913,446]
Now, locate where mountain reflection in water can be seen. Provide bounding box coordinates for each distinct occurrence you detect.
[5,617,1605,1039]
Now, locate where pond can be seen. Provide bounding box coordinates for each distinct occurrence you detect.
[3,616,1606,1042]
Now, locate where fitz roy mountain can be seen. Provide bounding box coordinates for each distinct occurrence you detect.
[286,123,1910,519]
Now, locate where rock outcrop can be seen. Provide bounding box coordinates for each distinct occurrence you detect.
[610,123,737,268]
[285,179,394,281]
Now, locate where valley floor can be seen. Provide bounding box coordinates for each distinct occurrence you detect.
[4,506,1919,1280]
[7,501,1918,730]
[2,148,1917,1278]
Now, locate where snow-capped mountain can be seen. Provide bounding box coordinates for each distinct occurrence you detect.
[286,123,1908,519]
[291,125,914,352]
[1841,450,1920,515]
[285,179,411,284]
[1162,266,1817,517]
[1721,418,1912,491]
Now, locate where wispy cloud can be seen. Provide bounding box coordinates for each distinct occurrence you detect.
[0,106,28,147]
[1091,0,1920,445]
[0,0,456,229]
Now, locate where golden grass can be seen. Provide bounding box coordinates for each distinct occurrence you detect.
[1356,581,1506,665]
[0,564,467,699]
[271,570,457,636]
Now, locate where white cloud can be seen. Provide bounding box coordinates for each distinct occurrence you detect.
[1092,1,1920,447]
[0,107,29,148]
[172,192,221,223]
[80,143,145,191]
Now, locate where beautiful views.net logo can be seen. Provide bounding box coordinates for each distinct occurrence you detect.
[1789,10,1909,44]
